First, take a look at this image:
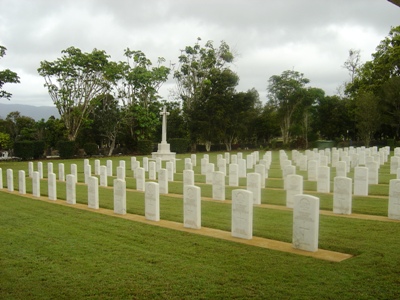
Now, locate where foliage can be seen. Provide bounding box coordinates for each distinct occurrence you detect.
[13,140,44,160]
[38,47,111,141]
[267,70,310,145]
[169,138,190,153]
[57,141,76,159]
[137,140,153,155]
[83,142,99,156]
[0,132,12,150]
[354,91,381,146]
[174,38,235,147]
[13,141,34,160]
[0,45,20,100]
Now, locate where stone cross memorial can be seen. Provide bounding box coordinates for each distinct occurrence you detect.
[152,105,176,160]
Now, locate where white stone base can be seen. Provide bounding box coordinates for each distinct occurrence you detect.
[152,142,176,160]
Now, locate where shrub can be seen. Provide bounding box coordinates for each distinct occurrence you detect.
[170,138,190,154]
[57,141,76,159]
[83,143,98,156]
[137,140,153,155]
[33,141,45,159]
[13,141,34,160]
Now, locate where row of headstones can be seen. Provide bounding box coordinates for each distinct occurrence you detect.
[285,172,400,220]
[283,163,379,195]
[286,146,390,172]
[0,165,320,252]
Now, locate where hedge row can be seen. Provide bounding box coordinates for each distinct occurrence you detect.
[14,141,45,160]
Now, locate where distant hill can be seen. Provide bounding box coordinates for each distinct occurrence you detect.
[0,103,60,121]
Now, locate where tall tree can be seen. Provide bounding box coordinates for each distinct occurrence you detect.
[0,46,20,100]
[267,70,309,145]
[38,47,111,141]
[343,49,361,84]
[108,49,170,145]
[173,38,234,148]
[355,91,381,146]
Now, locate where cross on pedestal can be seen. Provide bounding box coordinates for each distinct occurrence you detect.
[160,105,169,144]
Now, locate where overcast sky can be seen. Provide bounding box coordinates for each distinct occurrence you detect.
[0,0,399,107]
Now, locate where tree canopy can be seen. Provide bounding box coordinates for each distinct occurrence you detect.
[0,46,20,100]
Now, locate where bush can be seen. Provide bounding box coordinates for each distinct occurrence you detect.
[13,141,34,160]
[33,141,45,159]
[170,138,190,154]
[137,140,153,155]
[57,141,76,159]
[13,141,45,160]
[83,143,99,156]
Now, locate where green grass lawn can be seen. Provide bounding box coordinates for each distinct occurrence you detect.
[1,151,400,299]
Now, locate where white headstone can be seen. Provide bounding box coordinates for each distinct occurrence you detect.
[183,169,195,187]
[32,171,40,197]
[184,185,201,229]
[336,161,347,178]
[145,182,160,221]
[231,189,253,240]
[106,160,113,176]
[366,161,379,185]
[212,171,225,201]
[333,176,352,214]
[307,160,318,181]
[58,163,65,181]
[149,161,156,180]
[205,163,215,184]
[246,154,254,169]
[7,169,13,192]
[317,166,330,193]
[191,154,197,166]
[158,168,168,194]
[247,173,261,205]
[28,161,33,177]
[48,172,57,200]
[136,167,145,191]
[218,158,227,175]
[166,161,174,181]
[229,163,239,187]
[47,162,53,177]
[113,179,126,215]
[99,165,107,187]
[391,156,400,174]
[84,164,91,184]
[292,194,320,252]
[354,167,368,196]
[238,158,247,178]
[66,174,76,204]
[18,170,26,194]
[131,157,137,170]
[117,166,125,181]
[388,179,400,220]
[38,162,43,179]
[88,176,99,209]
[94,159,100,175]
[286,174,303,208]
[142,157,149,172]
[201,157,208,175]
[254,164,266,188]
[71,164,78,184]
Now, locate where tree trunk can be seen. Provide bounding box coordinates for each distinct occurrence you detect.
[108,137,116,156]
[205,141,211,152]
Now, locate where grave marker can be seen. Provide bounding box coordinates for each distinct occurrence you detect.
[292,194,320,252]
[184,185,201,229]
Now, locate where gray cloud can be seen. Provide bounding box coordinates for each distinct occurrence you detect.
[0,0,398,107]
